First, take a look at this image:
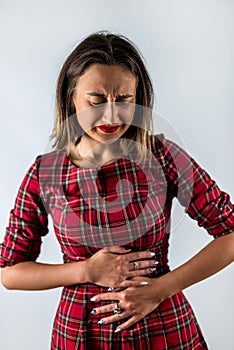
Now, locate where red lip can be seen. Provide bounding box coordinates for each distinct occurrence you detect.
[97,125,120,133]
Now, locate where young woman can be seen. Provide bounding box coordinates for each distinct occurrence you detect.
[1,32,233,350]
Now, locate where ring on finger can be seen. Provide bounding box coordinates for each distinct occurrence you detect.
[133,261,139,270]
[113,303,122,314]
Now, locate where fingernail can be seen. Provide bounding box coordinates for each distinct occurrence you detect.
[140,281,148,285]
[150,252,155,257]
[114,327,121,333]
[98,319,105,325]
[108,287,114,292]
[150,267,156,272]
[90,297,97,301]
[90,309,96,314]
[154,261,159,265]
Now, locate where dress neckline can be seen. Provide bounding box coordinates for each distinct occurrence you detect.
[66,153,125,170]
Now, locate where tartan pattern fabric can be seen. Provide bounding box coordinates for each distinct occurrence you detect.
[1,134,234,349]
[51,287,207,350]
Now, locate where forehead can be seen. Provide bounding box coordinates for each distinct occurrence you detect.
[75,64,137,93]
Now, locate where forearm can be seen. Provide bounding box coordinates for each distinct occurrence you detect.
[1,260,90,291]
[158,232,234,300]
[1,247,158,291]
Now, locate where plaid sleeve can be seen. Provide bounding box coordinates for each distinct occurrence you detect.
[0,156,48,267]
[155,135,234,237]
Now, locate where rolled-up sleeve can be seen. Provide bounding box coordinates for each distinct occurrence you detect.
[181,158,234,237]
[156,134,234,237]
[0,156,48,267]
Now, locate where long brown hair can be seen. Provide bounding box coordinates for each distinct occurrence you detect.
[50,31,156,162]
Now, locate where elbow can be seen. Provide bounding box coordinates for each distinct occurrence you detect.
[1,267,16,290]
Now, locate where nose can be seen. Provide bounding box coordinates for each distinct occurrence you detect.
[102,102,120,125]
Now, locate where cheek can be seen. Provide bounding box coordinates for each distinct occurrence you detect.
[76,108,102,131]
[118,104,135,126]
[73,95,90,116]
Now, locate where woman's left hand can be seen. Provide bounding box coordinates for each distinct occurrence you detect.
[90,276,165,332]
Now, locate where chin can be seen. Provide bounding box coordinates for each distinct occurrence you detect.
[96,135,120,144]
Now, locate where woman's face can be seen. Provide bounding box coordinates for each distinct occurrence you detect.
[72,64,137,145]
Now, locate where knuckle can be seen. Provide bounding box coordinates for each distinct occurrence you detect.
[120,281,128,289]
[125,301,133,309]
[117,265,126,275]
[116,265,121,272]
[116,255,124,263]
[120,291,128,301]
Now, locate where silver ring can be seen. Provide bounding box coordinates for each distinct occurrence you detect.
[133,261,139,270]
[113,303,122,314]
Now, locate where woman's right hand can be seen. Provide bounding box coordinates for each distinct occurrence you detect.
[85,246,158,289]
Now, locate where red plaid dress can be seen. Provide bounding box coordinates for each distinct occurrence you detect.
[1,134,234,350]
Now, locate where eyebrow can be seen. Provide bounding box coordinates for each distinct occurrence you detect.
[87,92,134,98]
[87,92,105,97]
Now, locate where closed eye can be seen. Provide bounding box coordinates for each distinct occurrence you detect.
[91,101,104,106]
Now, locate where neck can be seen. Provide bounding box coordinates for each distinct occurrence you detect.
[73,135,122,167]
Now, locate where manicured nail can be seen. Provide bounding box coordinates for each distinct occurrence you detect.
[90,297,97,301]
[114,327,121,333]
[98,319,105,325]
[150,252,155,257]
[108,287,114,292]
[140,281,148,285]
[154,261,159,265]
[90,309,96,314]
[150,267,156,272]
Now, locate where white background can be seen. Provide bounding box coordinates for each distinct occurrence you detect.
[0,0,233,349]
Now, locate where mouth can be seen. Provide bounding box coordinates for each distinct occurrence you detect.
[97,125,121,133]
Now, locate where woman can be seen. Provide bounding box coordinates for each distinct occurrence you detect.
[0,32,233,350]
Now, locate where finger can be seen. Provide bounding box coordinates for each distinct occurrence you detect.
[127,251,155,262]
[128,266,157,277]
[129,259,159,271]
[114,316,139,332]
[107,246,131,254]
[97,311,130,326]
[90,292,120,302]
[91,302,117,315]
[118,279,149,289]
[107,278,150,291]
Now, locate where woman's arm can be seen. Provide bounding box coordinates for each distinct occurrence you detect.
[159,232,234,299]
[1,260,89,290]
[1,246,157,291]
[91,232,234,331]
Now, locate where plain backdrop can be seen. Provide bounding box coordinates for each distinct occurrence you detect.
[0,0,233,349]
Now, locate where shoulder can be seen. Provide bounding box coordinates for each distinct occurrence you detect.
[150,134,197,190]
[152,133,193,166]
[35,149,66,166]
[32,149,69,187]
